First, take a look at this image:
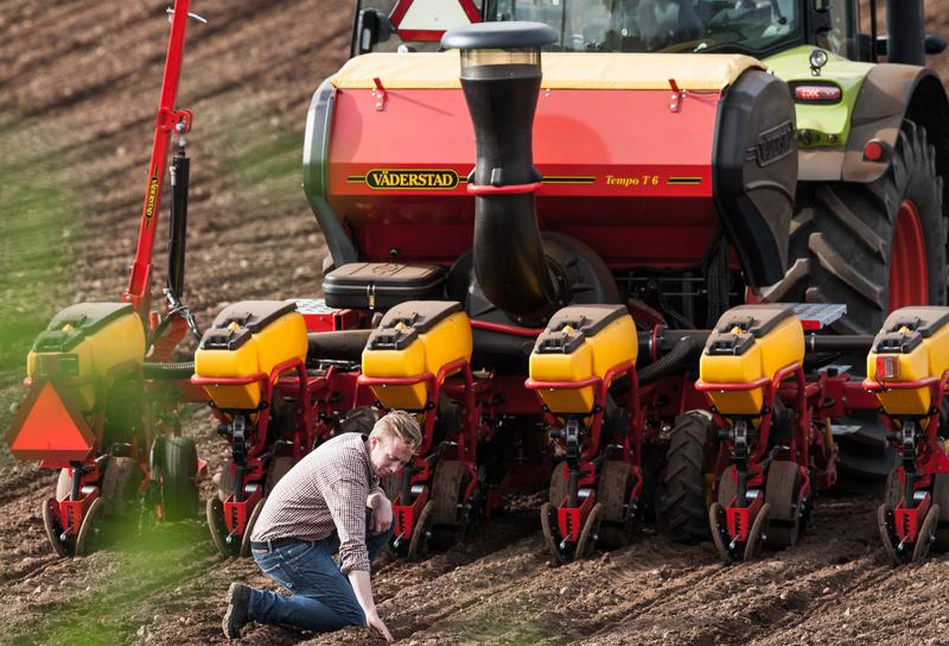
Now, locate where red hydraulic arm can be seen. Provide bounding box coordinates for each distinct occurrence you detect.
[123,0,195,320]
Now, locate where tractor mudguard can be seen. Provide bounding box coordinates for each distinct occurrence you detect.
[800,64,949,184]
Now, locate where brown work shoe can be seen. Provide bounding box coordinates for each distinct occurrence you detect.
[222,582,252,639]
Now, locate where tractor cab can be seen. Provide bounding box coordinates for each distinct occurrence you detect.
[352,0,873,60]
[352,0,943,63]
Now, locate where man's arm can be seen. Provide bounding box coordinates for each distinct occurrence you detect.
[367,490,393,534]
[348,570,392,642]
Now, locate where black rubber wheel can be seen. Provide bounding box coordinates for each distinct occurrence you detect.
[912,503,939,563]
[75,497,106,556]
[743,502,770,562]
[658,412,715,544]
[877,503,902,567]
[708,502,735,565]
[540,501,566,565]
[596,461,637,549]
[764,460,802,549]
[206,497,234,558]
[765,119,947,336]
[216,459,236,502]
[159,436,199,522]
[717,467,738,507]
[42,498,70,557]
[548,462,569,508]
[574,502,604,562]
[240,497,267,558]
[100,456,140,517]
[931,473,949,552]
[407,501,434,561]
[431,460,467,525]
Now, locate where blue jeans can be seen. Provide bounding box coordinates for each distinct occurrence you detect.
[249,512,393,632]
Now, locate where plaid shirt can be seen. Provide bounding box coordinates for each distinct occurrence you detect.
[251,432,384,574]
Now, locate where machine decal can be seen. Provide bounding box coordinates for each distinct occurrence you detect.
[143,175,160,228]
[666,177,703,185]
[755,121,796,167]
[351,169,461,190]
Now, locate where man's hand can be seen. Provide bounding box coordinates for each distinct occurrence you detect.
[368,492,393,534]
[366,611,394,643]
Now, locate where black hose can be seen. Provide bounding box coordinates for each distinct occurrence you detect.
[638,337,698,385]
[143,361,195,380]
[806,334,874,354]
[308,330,373,362]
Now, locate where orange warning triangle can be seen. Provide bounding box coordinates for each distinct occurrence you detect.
[390,0,480,41]
[6,381,95,462]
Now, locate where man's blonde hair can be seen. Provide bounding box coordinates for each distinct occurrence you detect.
[372,410,422,451]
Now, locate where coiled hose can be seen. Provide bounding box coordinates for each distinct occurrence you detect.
[143,361,195,380]
[637,337,698,386]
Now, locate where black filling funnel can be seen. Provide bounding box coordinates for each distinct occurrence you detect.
[442,22,561,327]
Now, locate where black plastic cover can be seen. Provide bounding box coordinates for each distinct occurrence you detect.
[705,304,795,356]
[715,304,795,338]
[441,22,558,50]
[367,301,463,351]
[200,301,297,351]
[535,304,626,355]
[873,306,949,354]
[874,332,923,354]
[881,307,949,338]
[323,263,447,310]
[33,303,136,353]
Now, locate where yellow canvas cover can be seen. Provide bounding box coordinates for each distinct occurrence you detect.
[333,51,763,92]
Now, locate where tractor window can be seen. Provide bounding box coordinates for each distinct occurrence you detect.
[493,0,801,55]
[816,0,859,60]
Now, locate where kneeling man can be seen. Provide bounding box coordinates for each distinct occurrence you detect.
[223,410,420,641]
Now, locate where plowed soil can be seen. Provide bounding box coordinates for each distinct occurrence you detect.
[2,1,949,644]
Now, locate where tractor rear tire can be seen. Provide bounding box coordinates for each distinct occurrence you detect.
[159,436,199,522]
[658,412,714,544]
[765,119,947,335]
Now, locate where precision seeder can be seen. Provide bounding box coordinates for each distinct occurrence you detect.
[866,307,949,564]
[6,0,949,572]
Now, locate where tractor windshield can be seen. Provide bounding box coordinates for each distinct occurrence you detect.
[493,0,801,55]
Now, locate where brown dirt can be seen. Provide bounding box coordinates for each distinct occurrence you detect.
[3,1,949,645]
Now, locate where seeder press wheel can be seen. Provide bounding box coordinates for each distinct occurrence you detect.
[596,461,638,549]
[207,497,233,557]
[878,501,940,565]
[407,500,434,561]
[74,497,106,556]
[764,460,802,549]
[709,500,771,564]
[42,498,70,557]
[540,462,605,563]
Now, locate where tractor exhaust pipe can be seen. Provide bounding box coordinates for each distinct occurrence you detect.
[885,0,925,65]
[442,23,562,327]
